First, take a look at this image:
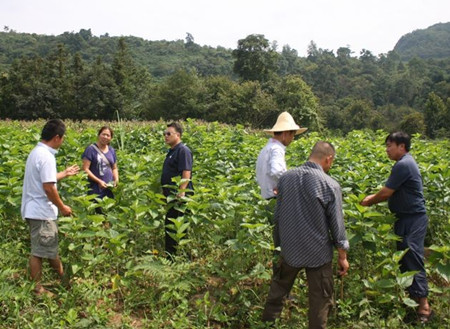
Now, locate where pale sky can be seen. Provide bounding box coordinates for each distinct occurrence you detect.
[1,0,449,57]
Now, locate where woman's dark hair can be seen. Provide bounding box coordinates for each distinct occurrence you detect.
[41,119,66,141]
[385,131,411,152]
[98,126,114,138]
[167,122,183,136]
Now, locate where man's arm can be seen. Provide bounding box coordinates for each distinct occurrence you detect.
[178,170,191,198]
[326,186,349,248]
[360,186,395,206]
[56,164,79,181]
[43,182,72,216]
[326,185,350,276]
[269,148,286,179]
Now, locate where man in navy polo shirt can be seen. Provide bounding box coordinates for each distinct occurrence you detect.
[161,122,193,256]
[361,131,432,323]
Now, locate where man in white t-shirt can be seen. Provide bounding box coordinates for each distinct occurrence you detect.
[21,119,79,296]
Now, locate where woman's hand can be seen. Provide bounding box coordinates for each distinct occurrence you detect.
[98,180,108,189]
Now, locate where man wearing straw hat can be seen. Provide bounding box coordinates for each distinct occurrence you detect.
[256,112,307,257]
[256,111,307,201]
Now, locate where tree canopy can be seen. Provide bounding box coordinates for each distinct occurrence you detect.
[0,28,449,137]
[394,22,450,61]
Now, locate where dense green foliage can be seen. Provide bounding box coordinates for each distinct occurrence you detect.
[394,23,450,61]
[232,34,279,83]
[0,28,234,78]
[0,27,449,137]
[0,120,449,328]
[0,35,321,130]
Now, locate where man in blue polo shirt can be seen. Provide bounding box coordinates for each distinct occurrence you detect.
[161,122,193,256]
[361,131,432,323]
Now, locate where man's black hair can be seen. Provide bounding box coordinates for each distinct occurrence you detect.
[385,131,411,152]
[274,130,296,136]
[41,119,66,141]
[167,122,183,137]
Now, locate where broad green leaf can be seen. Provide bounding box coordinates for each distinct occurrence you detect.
[375,279,395,289]
[436,262,450,281]
[71,264,80,274]
[355,203,366,213]
[403,298,419,308]
[396,272,415,288]
[363,211,384,218]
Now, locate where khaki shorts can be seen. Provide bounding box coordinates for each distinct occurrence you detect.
[27,219,59,259]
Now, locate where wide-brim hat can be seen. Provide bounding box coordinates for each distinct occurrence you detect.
[264,112,308,135]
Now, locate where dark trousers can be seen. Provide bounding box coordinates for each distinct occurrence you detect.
[394,213,429,298]
[262,259,333,329]
[165,206,182,256]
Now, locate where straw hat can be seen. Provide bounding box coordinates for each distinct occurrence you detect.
[264,112,308,135]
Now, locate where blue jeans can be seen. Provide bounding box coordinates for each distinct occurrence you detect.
[394,213,428,298]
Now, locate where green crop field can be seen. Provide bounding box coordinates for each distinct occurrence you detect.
[0,120,449,328]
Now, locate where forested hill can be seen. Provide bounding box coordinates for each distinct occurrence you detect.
[1,23,450,75]
[0,29,234,77]
[0,28,449,138]
[394,22,450,61]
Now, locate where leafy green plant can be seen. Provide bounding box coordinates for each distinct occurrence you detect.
[0,121,448,328]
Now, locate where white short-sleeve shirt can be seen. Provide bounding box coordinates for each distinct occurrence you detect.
[21,142,58,220]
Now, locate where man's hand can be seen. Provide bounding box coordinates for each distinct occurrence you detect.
[360,187,395,207]
[60,204,73,216]
[58,164,80,180]
[338,257,349,276]
[64,164,80,177]
[360,194,376,206]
